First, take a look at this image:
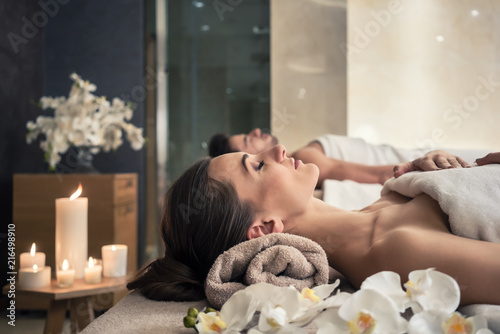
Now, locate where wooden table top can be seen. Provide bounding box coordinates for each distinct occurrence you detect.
[3,276,130,300]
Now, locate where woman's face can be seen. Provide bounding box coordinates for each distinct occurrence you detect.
[209,145,319,220]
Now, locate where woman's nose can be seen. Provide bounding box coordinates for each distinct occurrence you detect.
[272,144,286,162]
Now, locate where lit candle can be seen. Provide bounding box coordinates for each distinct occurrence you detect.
[84,257,102,284]
[19,264,51,289]
[56,183,88,279]
[102,244,128,277]
[57,259,75,287]
[20,243,46,269]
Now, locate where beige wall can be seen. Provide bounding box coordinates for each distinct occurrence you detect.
[348,0,500,151]
[271,0,347,153]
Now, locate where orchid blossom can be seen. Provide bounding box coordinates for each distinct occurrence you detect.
[408,310,493,334]
[315,288,408,334]
[195,289,259,334]
[26,73,145,169]
[404,269,460,314]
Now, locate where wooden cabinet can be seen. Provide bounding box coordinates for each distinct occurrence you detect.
[12,173,137,309]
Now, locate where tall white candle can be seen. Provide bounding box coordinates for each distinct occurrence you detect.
[20,243,46,269]
[19,264,51,289]
[55,183,88,279]
[102,245,128,277]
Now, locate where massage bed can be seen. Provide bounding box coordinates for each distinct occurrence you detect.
[82,146,500,333]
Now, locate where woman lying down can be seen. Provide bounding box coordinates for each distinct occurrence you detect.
[128,146,500,307]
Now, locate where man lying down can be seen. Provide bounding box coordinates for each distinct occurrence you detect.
[208,129,491,187]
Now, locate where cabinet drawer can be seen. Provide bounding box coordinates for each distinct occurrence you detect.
[113,175,137,204]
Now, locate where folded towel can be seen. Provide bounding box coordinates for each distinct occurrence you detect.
[205,233,329,309]
[381,164,500,242]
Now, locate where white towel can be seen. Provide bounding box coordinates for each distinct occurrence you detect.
[381,164,500,243]
[314,134,426,164]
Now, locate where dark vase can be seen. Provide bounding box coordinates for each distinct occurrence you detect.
[73,146,99,174]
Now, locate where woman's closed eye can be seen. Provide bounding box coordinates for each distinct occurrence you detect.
[256,160,265,171]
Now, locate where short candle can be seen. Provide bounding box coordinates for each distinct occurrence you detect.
[102,244,127,277]
[57,259,75,287]
[19,264,51,289]
[20,243,46,269]
[84,257,102,284]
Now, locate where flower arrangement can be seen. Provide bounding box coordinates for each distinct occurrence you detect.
[26,73,145,170]
[183,269,493,334]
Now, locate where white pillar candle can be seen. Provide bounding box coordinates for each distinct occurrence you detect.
[20,243,46,269]
[19,264,51,289]
[102,245,128,277]
[84,257,102,284]
[55,183,88,279]
[57,259,75,287]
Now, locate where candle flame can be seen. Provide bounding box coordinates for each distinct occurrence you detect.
[33,264,38,271]
[89,257,94,268]
[30,243,36,256]
[111,245,116,251]
[70,183,82,200]
[62,259,69,271]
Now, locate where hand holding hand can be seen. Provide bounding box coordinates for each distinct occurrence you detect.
[393,150,470,178]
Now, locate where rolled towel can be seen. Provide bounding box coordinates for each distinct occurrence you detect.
[205,233,329,309]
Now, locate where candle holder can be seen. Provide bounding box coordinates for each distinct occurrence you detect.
[20,243,46,269]
[19,264,51,289]
[102,245,128,277]
[84,257,103,284]
[57,260,76,288]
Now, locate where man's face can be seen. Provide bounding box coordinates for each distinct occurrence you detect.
[228,128,279,154]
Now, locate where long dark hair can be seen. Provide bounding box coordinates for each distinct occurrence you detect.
[127,158,254,301]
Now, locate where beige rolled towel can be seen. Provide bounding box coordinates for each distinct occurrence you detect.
[205,233,329,309]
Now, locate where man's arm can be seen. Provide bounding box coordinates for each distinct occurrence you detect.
[292,146,394,187]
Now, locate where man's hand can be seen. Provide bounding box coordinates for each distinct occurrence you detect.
[393,150,470,178]
[476,152,500,165]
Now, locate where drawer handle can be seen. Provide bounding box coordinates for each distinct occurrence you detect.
[119,205,134,215]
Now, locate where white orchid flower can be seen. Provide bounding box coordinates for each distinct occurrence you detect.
[408,310,492,334]
[26,73,145,168]
[316,288,408,334]
[196,312,227,334]
[360,271,409,312]
[237,283,300,333]
[404,268,460,314]
[195,289,259,334]
[291,280,347,327]
[258,303,290,332]
[125,125,145,150]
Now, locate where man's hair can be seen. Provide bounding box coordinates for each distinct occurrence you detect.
[208,133,234,157]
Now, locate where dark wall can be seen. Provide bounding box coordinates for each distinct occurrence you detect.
[0,0,46,288]
[0,0,146,287]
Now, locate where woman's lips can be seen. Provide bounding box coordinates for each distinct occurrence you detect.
[295,159,301,169]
